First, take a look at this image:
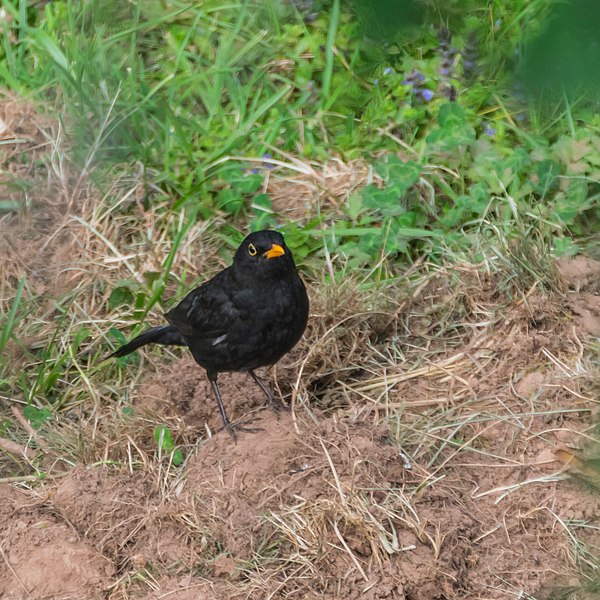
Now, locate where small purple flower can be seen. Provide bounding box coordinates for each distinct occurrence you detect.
[261,153,274,170]
[250,168,259,175]
[483,123,496,137]
[402,70,425,88]
[462,31,479,82]
[421,89,434,102]
[384,66,393,75]
[494,18,502,31]
[439,67,451,77]
[373,78,379,86]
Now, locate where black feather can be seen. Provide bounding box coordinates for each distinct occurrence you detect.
[109,325,186,358]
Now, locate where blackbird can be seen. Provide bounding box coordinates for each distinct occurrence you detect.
[109,230,309,438]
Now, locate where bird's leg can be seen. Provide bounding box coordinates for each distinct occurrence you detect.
[207,371,263,439]
[249,370,288,413]
[207,371,234,438]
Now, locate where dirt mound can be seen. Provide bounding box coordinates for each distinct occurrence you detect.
[179,409,600,599]
[557,257,600,336]
[11,399,600,599]
[557,256,600,293]
[0,483,114,599]
[138,361,271,435]
[184,415,404,558]
[2,372,599,599]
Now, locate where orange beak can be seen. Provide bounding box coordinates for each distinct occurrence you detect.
[263,243,285,259]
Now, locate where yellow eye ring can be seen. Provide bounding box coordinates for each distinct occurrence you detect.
[248,243,257,256]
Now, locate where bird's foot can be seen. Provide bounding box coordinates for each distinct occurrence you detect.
[248,371,290,416]
[268,395,290,415]
[224,417,265,440]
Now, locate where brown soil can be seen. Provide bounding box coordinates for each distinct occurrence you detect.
[2,99,600,600]
[0,484,114,599]
[557,257,600,336]
[3,302,600,600]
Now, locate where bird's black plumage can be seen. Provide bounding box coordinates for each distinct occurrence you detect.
[110,230,309,438]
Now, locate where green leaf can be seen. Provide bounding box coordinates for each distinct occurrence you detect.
[108,327,128,346]
[374,156,421,189]
[282,223,316,259]
[154,425,175,452]
[216,188,245,215]
[533,159,559,195]
[250,193,274,231]
[358,231,385,256]
[553,237,579,257]
[437,102,467,129]
[154,425,183,466]
[361,185,405,216]
[145,271,162,288]
[346,193,365,221]
[109,327,138,365]
[109,286,135,309]
[73,328,91,348]
[172,449,184,466]
[251,193,272,211]
[427,103,475,150]
[359,159,421,217]
[23,406,52,430]
[134,292,149,311]
[554,180,588,224]
[27,30,70,72]
[238,174,263,194]
[427,126,475,149]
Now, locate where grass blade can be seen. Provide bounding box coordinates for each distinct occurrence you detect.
[0,276,25,356]
[322,0,340,103]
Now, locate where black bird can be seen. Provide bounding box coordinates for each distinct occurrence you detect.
[110,230,309,438]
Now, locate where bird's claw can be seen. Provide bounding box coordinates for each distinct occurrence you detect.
[269,397,290,415]
[225,418,265,440]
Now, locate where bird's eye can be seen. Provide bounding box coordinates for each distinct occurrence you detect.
[248,243,257,256]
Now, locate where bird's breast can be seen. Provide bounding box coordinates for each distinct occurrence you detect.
[187,275,307,373]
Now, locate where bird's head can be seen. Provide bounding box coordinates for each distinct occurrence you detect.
[233,230,296,279]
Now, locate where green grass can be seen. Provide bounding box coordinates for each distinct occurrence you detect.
[2,0,597,268]
[0,276,25,357]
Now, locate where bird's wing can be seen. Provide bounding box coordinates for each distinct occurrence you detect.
[164,269,235,339]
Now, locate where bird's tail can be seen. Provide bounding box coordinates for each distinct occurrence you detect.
[109,325,186,358]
